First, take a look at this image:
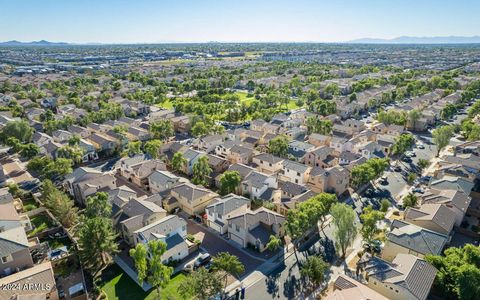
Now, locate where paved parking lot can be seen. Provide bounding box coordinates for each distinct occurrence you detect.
[185,218,264,277]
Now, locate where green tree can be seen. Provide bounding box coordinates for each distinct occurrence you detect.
[219,170,241,195]
[407,172,417,185]
[403,193,418,208]
[426,244,480,300]
[380,199,390,213]
[417,158,430,171]
[77,216,118,277]
[268,134,289,157]
[57,145,84,164]
[392,133,415,155]
[126,141,142,156]
[432,125,454,157]
[192,156,212,186]
[0,120,33,143]
[300,256,329,290]
[20,143,40,159]
[350,158,389,188]
[330,203,357,258]
[42,180,78,228]
[150,120,174,141]
[191,121,209,137]
[84,192,111,218]
[178,267,223,300]
[407,109,421,129]
[171,152,187,174]
[212,252,245,288]
[360,206,384,245]
[130,240,173,300]
[144,139,162,159]
[266,235,282,260]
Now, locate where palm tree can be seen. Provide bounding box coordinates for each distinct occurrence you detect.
[171,152,187,174]
[211,252,245,289]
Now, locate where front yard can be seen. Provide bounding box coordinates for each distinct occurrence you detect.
[99,265,190,300]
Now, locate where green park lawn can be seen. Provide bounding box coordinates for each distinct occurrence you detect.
[100,265,190,300]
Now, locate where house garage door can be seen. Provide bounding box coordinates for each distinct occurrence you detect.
[229,233,244,248]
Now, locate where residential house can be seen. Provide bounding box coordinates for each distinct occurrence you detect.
[226,207,286,252]
[325,275,388,300]
[308,133,331,147]
[118,198,167,246]
[182,149,205,175]
[0,262,58,300]
[228,144,254,165]
[0,203,34,276]
[279,160,311,185]
[148,170,185,194]
[382,219,448,261]
[242,171,278,200]
[287,141,315,162]
[304,146,336,168]
[357,253,437,300]
[166,182,218,216]
[133,215,189,263]
[252,153,284,174]
[205,194,251,234]
[419,188,471,227]
[64,167,116,205]
[119,155,166,189]
[404,203,456,236]
[198,134,225,153]
[308,166,349,196]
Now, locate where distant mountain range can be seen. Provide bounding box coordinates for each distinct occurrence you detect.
[2,36,480,46]
[0,40,69,46]
[347,36,480,44]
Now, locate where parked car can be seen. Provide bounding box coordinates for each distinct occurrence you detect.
[194,253,212,269]
[417,144,425,149]
[379,176,388,185]
[394,165,402,172]
[402,157,412,163]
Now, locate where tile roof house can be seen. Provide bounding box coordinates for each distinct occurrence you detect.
[118,198,167,246]
[357,253,437,300]
[227,207,286,252]
[0,262,58,300]
[404,203,456,236]
[252,153,284,174]
[166,182,218,216]
[205,194,251,234]
[148,170,186,194]
[325,274,388,300]
[198,134,226,153]
[241,171,278,201]
[308,166,350,196]
[419,188,471,227]
[133,215,188,263]
[382,219,448,261]
[0,203,34,277]
[228,144,255,165]
[64,167,117,205]
[279,159,311,185]
[304,146,336,168]
[119,155,167,189]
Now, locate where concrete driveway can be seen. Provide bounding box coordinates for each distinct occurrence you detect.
[185,218,264,276]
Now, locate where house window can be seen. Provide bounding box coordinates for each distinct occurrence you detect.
[295,179,298,184]
[269,163,272,167]
[235,225,240,232]
[1,255,12,264]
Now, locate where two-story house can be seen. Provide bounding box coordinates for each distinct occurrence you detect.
[205,194,251,234]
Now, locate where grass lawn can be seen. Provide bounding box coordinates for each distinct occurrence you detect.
[28,213,54,237]
[100,265,190,300]
[43,236,72,250]
[22,197,39,212]
[155,99,174,110]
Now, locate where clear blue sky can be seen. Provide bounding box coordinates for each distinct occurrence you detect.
[2,0,480,43]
